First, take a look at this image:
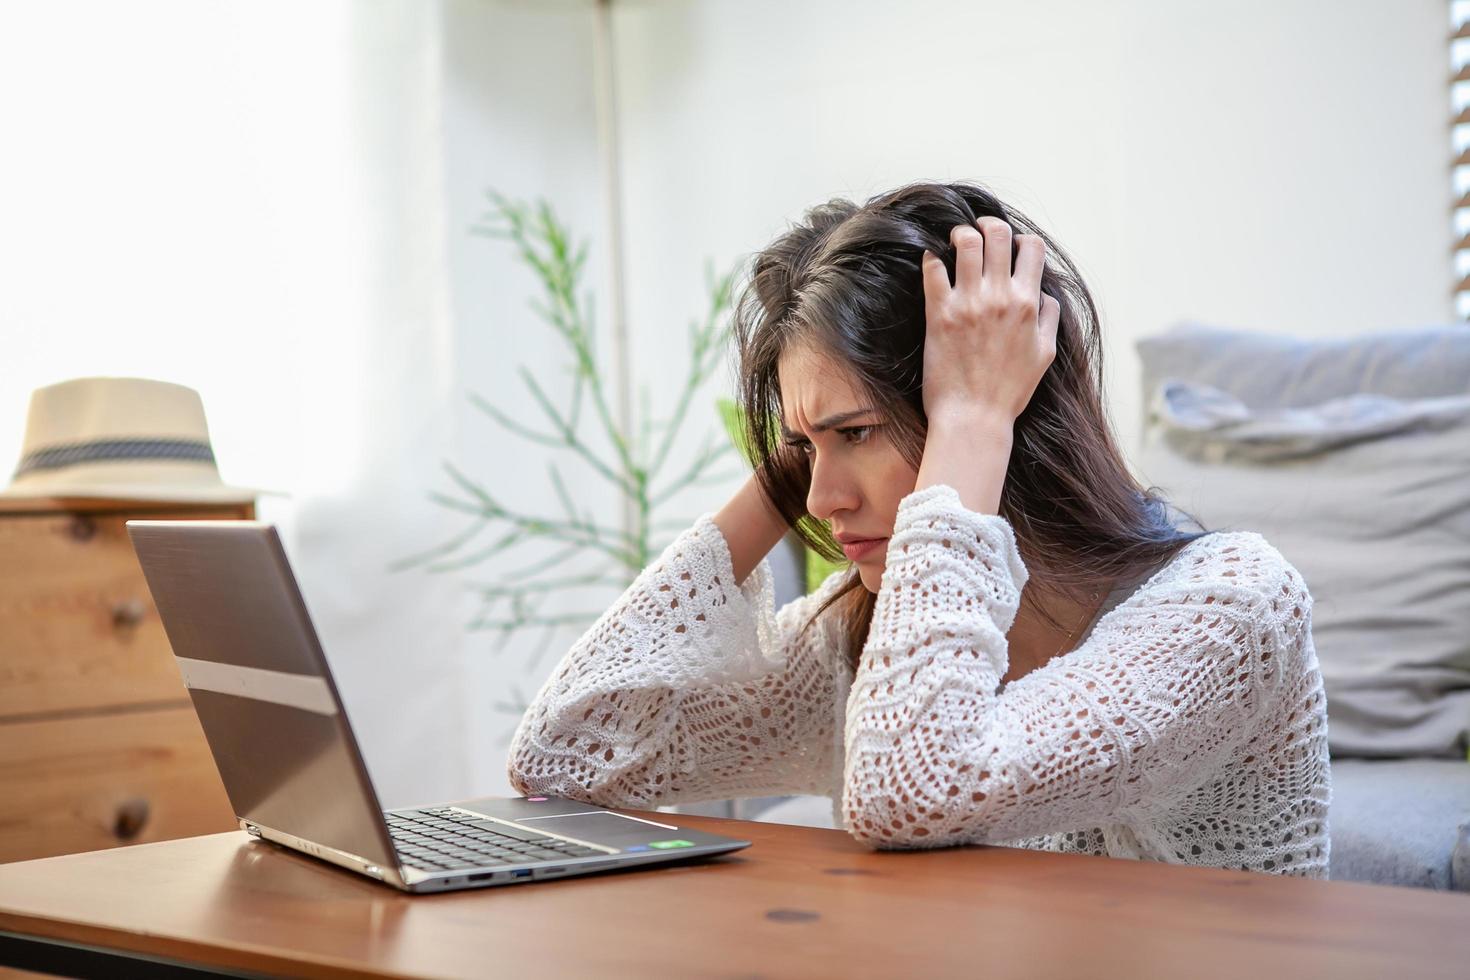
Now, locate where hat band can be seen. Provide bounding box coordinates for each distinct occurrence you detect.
[15,437,217,477]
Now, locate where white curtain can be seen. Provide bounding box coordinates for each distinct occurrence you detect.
[0,0,469,806]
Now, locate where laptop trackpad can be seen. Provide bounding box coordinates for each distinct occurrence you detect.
[519,812,678,847]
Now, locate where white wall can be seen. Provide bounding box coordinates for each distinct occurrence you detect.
[612,0,1454,472]
[438,0,617,796]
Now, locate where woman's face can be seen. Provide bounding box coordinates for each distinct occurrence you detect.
[777,342,920,593]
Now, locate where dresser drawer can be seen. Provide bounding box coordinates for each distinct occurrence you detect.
[0,509,245,720]
[0,704,237,864]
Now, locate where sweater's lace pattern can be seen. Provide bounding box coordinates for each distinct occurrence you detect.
[507,483,1331,877]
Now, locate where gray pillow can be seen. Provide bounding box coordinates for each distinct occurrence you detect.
[1137,378,1470,759]
[1135,322,1470,444]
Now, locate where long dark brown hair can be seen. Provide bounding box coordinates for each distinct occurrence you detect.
[731,180,1211,676]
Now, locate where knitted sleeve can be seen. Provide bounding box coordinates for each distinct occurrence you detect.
[505,513,843,808]
[843,483,1308,849]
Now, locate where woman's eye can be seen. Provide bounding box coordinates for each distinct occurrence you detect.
[785,425,877,458]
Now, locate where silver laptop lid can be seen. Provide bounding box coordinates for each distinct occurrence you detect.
[126,520,397,870]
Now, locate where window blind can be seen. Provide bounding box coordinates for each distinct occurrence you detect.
[1451,2,1470,316]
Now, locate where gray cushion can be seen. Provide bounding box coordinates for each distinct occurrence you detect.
[1135,324,1470,759]
[1328,759,1470,891]
[1135,322,1470,443]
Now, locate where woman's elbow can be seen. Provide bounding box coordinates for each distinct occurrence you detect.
[843,819,958,851]
[842,781,994,850]
[504,744,588,801]
[504,754,659,810]
[841,787,930,849]
[506,763,534,798]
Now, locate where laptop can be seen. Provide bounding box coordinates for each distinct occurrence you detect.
[125,519,751,893]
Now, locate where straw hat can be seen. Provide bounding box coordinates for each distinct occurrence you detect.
[1,377,275,503]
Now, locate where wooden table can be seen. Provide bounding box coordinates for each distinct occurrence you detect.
[1,808,1466,979]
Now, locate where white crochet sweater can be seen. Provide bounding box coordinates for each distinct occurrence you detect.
[507,483,1332,877]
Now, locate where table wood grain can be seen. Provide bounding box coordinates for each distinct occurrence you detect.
[1,808,1466,979]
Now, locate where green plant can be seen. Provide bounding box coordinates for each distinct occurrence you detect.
[391,191,745,697]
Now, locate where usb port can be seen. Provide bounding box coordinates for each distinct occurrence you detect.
[512,869,532,877]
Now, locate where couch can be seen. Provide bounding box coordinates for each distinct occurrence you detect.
[1132,322,1470,890]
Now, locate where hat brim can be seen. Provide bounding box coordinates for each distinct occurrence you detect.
[0,458,284,504]
[0,483,283,504]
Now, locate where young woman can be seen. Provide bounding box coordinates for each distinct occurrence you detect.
[507,181,1331,877]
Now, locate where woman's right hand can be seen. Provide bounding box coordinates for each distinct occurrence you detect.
[920,219,1059,429]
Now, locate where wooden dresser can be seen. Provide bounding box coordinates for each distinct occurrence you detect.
[0,497,247,864]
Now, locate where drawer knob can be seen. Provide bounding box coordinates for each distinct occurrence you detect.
[70,514,97,541]
[113,798,150,840]
[112,597,148,629]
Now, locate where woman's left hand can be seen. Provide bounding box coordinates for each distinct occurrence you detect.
[920,217,1060,429]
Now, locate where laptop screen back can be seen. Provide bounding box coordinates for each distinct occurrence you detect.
[126,520,397,870]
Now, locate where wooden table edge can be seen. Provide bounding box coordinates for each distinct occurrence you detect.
[0,902,401,979]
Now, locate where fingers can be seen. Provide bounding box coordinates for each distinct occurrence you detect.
[1013,234,1045,294]
[935,219,1048,312]
[976,216,1012,285]
[920,248,951,308]
[949,223,984,293]
[1039,292,1060,358]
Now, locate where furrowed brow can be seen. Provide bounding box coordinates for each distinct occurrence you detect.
[779,408,876,441]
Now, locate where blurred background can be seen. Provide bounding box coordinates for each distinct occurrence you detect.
[0,0,1456,819]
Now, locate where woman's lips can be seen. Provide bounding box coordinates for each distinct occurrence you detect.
[841,537,888,561]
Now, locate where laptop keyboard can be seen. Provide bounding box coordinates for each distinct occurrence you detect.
[386,806,606,872]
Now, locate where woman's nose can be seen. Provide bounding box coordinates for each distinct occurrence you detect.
[806,455,860,520]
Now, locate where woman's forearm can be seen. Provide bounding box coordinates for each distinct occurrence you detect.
[712,473,791,587]
[914,410,1015,516]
